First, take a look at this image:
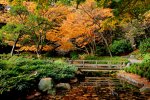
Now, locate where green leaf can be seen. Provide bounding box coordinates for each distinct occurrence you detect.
[10,5,29,16]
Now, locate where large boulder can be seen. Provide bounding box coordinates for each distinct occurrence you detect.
[56,83,71,90]
[38,78,54,94]
[140,86,150,93]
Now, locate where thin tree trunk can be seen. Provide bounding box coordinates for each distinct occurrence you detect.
[36,32,43,58]
[39,32,46,55]
[36,44,40,58]
[91,36,97,55]
[10,34,20,56]
[11,40,17,56]
[89,44,94,55]
[84,46,90,55]
[102,34,112,57]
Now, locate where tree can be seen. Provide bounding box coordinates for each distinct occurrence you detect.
[1,24,28,55]
[143,11,150,37]
[26,14,53,57]
[1,1,54,57]
[79,0,114,56]
[0,5,29,56]
[2,0,149,57]
[46,0,114,56]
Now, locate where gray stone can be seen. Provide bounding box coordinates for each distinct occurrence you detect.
[130,55,135,59]
[140,86,150,93]
[128,58,142,64]
[126,62,131,67]
[70,77,78,83]
[38,78,53,92]
[26,92,41,100]
[56,83,71,90]
[76,70,82,74]
[34,92,41,96]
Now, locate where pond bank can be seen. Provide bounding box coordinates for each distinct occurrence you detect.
[117,71,150,87]
[117,71,150,94]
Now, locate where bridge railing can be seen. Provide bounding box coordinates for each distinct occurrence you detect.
[67,60,126,70]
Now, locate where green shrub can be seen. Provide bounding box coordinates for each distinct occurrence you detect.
[145,73,150,80]
[143,53,150,62]
[0,60,7,69]
[96,46,107,56]
[0,57,77,95]
[110,40,133,55]
[70,51,78,60]
[125,54,150,80]
[84,55,98,60]
[124,67,129,73]
[137,70,144,77]
[139,38,150,54]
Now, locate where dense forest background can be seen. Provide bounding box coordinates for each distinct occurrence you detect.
[0,0,150,57]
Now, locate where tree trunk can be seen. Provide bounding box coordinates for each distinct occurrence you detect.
[10,34,20,56]
[36,32,42,58]
[76,3,79,9]
[100,32,112,57]
[39,33,45,56]
[36,42,41,58]
[84,46,90,55]
[36,51,40,58]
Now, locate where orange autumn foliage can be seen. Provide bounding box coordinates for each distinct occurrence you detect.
[0,0,8,5]
[143,11,150,26]
[46,0,113,52]
[19,45,53,52]
[22,1,37,13]
[1,0,114,54]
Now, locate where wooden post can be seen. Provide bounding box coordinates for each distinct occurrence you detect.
[83,60,85,68]
[121,62,123,69]
[71,60,73,64]
[108,61,111,68]
[96,60,98,68]
[119,62,122,69]
[123,62,125,67]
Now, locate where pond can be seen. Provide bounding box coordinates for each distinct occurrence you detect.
[31,71,150,100]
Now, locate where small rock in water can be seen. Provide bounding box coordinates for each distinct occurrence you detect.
[26,95,35,100]
[70,77,78,83]
[56,83,71,90]
[140,86,150,93]
[34,92,41,96]
[92,93,98,97]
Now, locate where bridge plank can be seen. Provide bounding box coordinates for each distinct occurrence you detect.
[81,69,120,72]
[67,60,126,71]
[68,60,125,64]
[80,82,121,87]
[79,67,121,70]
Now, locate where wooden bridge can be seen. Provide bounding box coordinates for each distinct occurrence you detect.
[80,77,121,87]
[67,60,126,71]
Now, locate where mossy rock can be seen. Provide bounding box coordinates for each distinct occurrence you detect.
[38,78,54,94]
